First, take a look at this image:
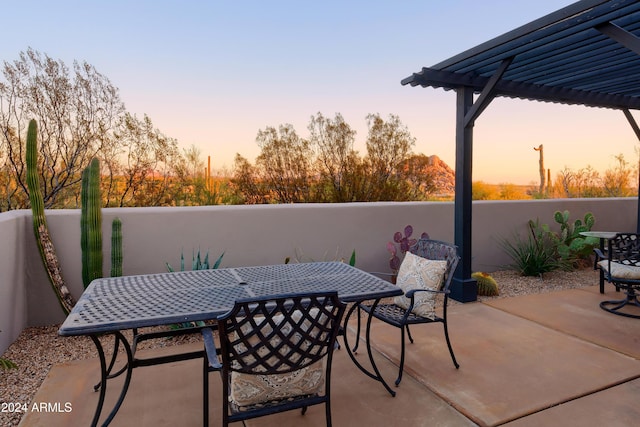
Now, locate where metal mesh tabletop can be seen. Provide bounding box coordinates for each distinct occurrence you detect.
[59,262,401,336]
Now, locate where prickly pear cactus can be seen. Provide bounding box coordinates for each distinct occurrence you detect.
[387,225,430,272]
[26,119,76,314]
[552,210,598,263]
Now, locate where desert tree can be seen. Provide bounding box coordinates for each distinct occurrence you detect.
[363,113,415,201]
[173,144,231,206]
[111,113,181,207]
[400,154,439,200]
[255,124,315,203]
[231,154,269,204]
[0,48,123,209]
[602,154,633,197]
[307,112,362,202]
[554,166,602,198]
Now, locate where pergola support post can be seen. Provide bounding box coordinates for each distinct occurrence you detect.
[622,109,640,233]
[451,86,477,302]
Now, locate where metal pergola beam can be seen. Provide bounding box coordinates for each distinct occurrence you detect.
[402,68,640,110]
[597,22,640,56]
[403,0,640,303]
[464,57,514,128]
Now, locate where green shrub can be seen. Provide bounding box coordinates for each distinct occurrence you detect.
[499,219,561,277]
[500,210,597,277]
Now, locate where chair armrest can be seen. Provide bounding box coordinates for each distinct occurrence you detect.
[593,248,607,271]
[406,288,448,298]
[593,248,607,261]
[202,328,222,370]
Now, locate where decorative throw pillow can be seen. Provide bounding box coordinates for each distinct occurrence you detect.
[393,252,447,320]
[230,360,326,408]
[229,309,328,407]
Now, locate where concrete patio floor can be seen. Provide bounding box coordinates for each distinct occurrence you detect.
[20,285,640,427]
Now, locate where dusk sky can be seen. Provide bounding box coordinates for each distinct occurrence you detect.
[3,0,639,185]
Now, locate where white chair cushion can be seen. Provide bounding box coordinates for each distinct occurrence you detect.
[393,251,447,320]
[597,260,640,280]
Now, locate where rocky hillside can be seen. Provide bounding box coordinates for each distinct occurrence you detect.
[425,155,455,195]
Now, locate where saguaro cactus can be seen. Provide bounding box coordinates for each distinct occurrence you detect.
[25,119,76,314]
[110,217,123,277]
[80,158,103,287]
[81,158,123,284]
[80,166,90,286]
[533,144,546,194]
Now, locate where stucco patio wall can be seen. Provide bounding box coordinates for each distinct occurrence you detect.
[0,198,636,353]
[0,211,29,357]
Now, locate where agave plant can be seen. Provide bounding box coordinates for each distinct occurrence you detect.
[166,248,224,272]
[0,330,17,370]
[166,249,224,329]
[499,219,561,277]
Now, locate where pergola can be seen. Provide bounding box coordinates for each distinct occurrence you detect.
[402,0,640,302]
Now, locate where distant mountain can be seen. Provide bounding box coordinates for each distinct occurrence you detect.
[425,155,455,195]
[399,154,455,197]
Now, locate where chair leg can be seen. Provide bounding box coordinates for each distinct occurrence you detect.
[326,401,332,427]
[405,324,414,344]
[395,325,407,386]
[442,320,460,369]
[351,305,362,353]
[203,356,209,426]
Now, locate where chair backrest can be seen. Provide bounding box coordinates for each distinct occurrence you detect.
[218,291,345,375]
[216,291,346,416]
[409,238,460,291]
[609,233,640,266]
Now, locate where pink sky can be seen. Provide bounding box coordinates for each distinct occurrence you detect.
[3,1,637,185]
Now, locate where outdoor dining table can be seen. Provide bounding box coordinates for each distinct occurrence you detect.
[580,231,620,293]
[58,261,403,426]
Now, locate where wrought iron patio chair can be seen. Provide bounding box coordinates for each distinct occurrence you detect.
[594,232,640,318]
[202,291,346,427]
[357,238,460,386]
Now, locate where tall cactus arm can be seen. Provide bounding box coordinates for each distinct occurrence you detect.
[86,158,103,284]
[110,217,123,277]
[26,119,76,314]
[80,167,90,286]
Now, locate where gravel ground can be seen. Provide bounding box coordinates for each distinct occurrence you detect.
[0,268,599,427]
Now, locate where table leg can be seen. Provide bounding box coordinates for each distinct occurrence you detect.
[93,335,128,392]
[342,300,396,397]
[350,305,362,353]
[599,238,605,294]
[89,331,134,427]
